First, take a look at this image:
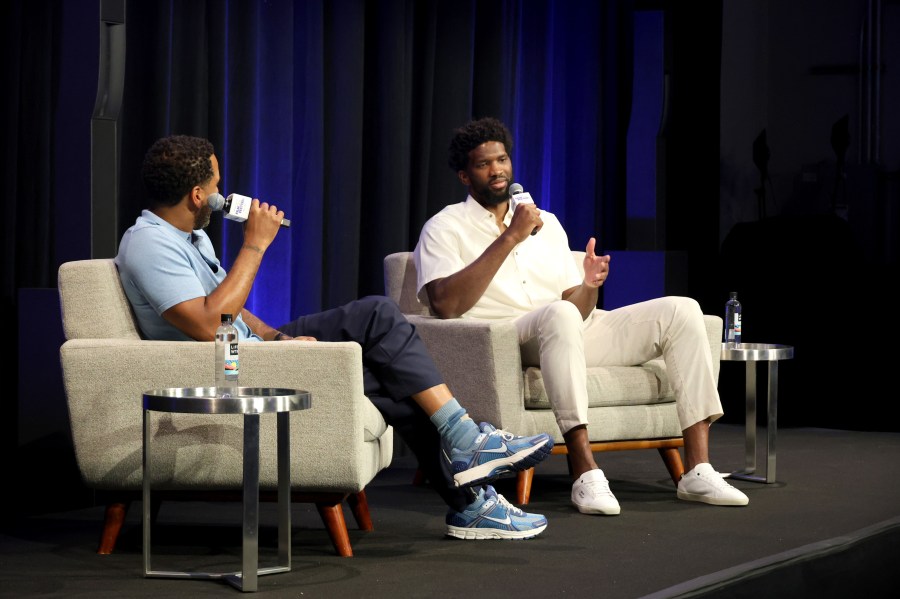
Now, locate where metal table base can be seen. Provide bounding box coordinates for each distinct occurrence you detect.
[720,343,794,484]
[142,387,310,592]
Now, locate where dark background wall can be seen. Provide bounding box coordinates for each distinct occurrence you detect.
[4,0,898,465]
[716,0,898,431]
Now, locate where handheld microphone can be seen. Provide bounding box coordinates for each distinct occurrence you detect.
[207,193,291,228]
[508,182,538,235]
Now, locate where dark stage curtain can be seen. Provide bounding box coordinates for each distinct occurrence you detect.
[2,0,634,330]
[2,0,60,308]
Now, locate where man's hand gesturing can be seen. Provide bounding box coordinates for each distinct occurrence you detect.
[582,237,610,288]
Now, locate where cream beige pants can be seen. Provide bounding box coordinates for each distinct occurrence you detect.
[513,296,722,434]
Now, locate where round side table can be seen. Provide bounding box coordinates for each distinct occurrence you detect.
[720,343,794,484]
[142,387,310,593]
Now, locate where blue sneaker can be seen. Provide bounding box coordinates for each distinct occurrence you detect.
[446,485,547,540]
[448,422,553,488]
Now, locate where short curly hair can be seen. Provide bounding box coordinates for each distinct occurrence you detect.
[447,117,513,172]
[141,135,215,208]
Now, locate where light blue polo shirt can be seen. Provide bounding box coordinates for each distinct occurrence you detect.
[115,210,261,341]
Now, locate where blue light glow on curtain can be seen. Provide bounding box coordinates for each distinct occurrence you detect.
[116,0,632,327]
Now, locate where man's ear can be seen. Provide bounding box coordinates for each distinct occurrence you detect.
[457,170,470,186]
[189,185,205,208]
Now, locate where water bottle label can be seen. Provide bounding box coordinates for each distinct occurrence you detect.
[226,342,240,376]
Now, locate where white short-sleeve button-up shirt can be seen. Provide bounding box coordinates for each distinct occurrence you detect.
[414,196,582,320]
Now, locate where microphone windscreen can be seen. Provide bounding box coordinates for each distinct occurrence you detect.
[509,182,524,195]
[207,193,225,210]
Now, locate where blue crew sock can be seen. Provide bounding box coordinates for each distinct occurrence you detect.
[430,398,480,451]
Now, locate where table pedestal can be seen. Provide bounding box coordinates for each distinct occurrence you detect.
[720,344,794,484]
[142,387,310,592]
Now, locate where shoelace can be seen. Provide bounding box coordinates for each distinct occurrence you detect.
[582,475,616,498]
[495,492,526,516]
[694,469,737,491]
[483,424,516,442]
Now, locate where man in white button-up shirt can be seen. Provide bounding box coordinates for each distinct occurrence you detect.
[414,117,749,515]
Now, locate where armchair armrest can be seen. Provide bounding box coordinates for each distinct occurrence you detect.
[60,339,387,492]
[405,315,525,428]
[408,313,724,428]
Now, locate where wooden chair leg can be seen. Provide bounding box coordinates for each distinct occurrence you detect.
[316,500,353,557]
[97,502,128,555]
[516,467,535,505]
[346,490,373,531]
[659,447,685,485]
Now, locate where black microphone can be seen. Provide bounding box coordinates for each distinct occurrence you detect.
[207,193,291,228]
[508,182,538,235]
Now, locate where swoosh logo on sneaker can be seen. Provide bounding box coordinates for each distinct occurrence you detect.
[482,513,512,525]
[477,442,509,454]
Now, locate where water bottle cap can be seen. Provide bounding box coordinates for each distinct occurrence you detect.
[729,292,738,299]
[221,313,233,322]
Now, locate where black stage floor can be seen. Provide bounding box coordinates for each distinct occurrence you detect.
[2,423,899,598]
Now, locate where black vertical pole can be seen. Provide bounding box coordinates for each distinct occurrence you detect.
[90,0,126,258]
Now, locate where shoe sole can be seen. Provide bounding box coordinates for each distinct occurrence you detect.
[452,438,553,488]
[446,523,547,540]
[676,489,749,506]
[572,501,621,515]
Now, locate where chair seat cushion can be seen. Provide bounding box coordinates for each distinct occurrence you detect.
[523,359,674,409]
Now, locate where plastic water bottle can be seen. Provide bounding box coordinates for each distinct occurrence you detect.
[215,313,240,396]
[724,292,742,347]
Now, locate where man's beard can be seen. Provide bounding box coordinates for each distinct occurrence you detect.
[473,177,510,207]
[194,204,213,229]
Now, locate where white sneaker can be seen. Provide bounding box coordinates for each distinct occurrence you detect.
[677,463,749,506]
[571,469,621,515]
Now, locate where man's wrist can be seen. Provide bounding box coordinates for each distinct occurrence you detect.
[272,331,286,341]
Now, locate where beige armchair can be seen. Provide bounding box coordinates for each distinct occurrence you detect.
[58,259,393,557]
[383,251,723,504]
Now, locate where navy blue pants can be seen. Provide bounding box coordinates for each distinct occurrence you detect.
[279,295,476,511]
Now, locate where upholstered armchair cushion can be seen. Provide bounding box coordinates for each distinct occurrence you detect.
[60,339,390,492]
[58,258,393,555]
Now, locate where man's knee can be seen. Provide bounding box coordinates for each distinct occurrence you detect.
[542,300,584,331]
[355,295,405,322]
[668,296,703,319]
[661,297,707,334]
[672,296,701,312]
